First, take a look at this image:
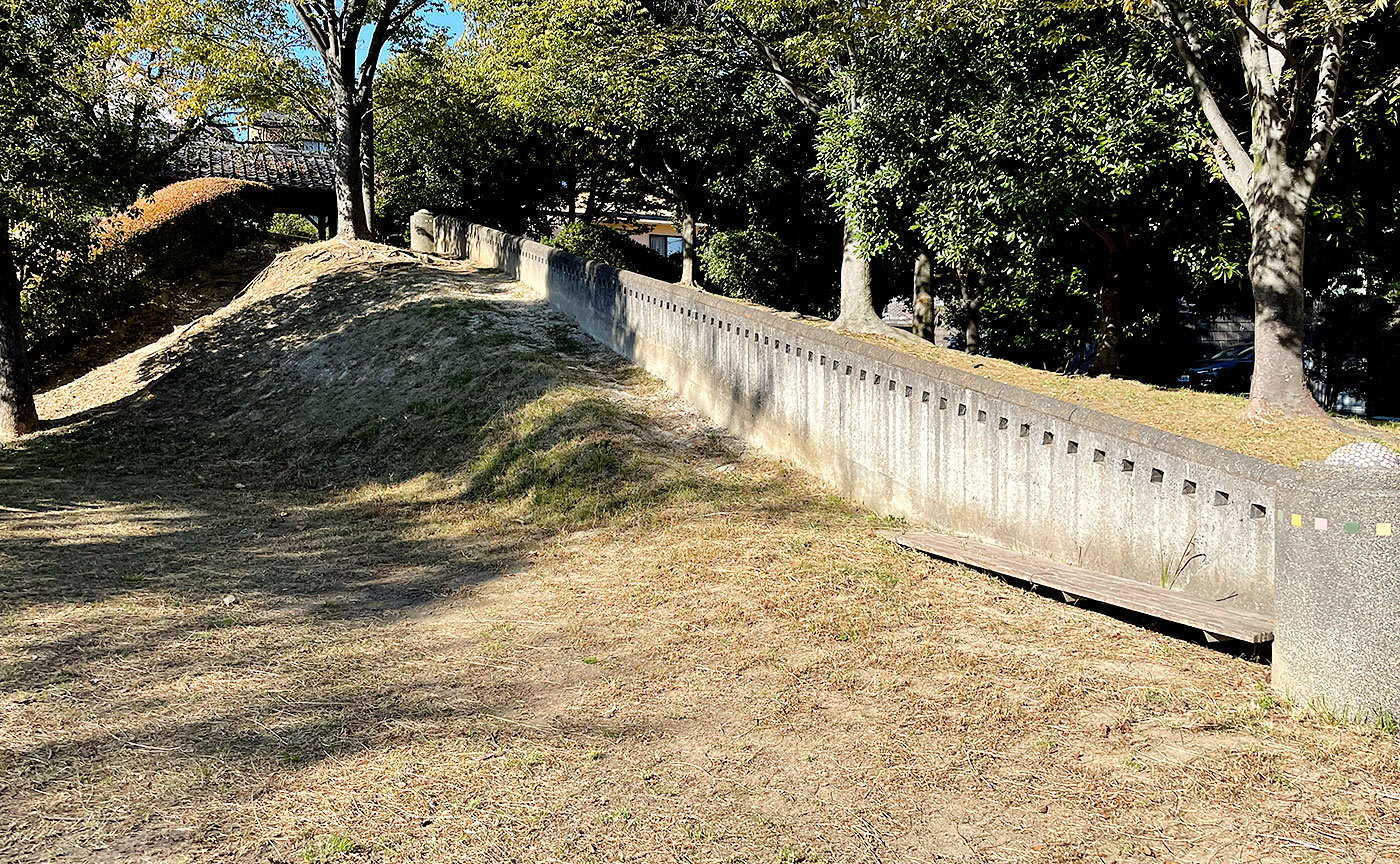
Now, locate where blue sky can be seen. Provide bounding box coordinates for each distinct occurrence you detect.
[420,8,467,42]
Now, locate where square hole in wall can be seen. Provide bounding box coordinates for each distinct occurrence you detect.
[922,391,931,403]
[786,344,792,353]
[998,417,1009,430]
[764,336,769,345]
[1121,459,1134,473]
[808,351,815,361]
[1093,449,1106,463]
[888,380,897,391]
[1150,468,1164,483]
[955,403,966,416]
[1067,441,1079,454]
[845,365,853,375]
[905,386,914,397]
[1250,503,1267,519]
[859,370,867,381]
[1019,423,1031,437]
[1214,490,1230,506]
[1182,480,1197,496]
[977,409,988,422]
[939,397,949,410]
[873,374,881,385]
[1042,431,1054,445]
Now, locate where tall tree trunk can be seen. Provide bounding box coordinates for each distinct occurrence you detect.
[1082,221,1126,376]
[1246,181,1316,413]
[912,250,936,342]
[1150,0,1359,416]
[0,206,39,440]
[360,82,376,240]
[677,206,699,286]
[332,88,369,240]
[956,263,984,355]
[832,217,885,333]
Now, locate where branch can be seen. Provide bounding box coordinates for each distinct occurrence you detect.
[1225,1,1298,69]
[1152,0,1250,197]
[1301,21,1345,186]
[717,16,827,115]
[1329,66,1400,135]
[357,0,427,96]
[291,1,331,56]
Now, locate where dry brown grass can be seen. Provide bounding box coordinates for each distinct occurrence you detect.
[845,332,1396,469]
[4,242,1400,863]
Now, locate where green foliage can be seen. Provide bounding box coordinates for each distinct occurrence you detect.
[544,222,678,281]
[816,7,1236,373]
[699,228,795,307]
[104,0,325,128]
[271,213,318,239]
[377,39,593,239]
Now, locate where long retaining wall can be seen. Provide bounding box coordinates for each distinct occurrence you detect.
[411,211,1400,716]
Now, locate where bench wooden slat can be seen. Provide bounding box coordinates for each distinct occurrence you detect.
[885,530,1273,644]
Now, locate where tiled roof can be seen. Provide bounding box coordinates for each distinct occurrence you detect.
[167,141,334,191]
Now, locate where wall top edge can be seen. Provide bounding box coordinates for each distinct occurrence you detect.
[432,213,1300,487]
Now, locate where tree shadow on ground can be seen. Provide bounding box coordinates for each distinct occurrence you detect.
[0,249,832,860]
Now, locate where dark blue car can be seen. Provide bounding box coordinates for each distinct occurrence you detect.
[1180,345,1254,392]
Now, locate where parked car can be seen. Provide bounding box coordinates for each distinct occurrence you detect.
[1179,345,1254,392]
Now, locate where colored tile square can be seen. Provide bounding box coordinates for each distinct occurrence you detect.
[1291,513,1303,528]
[1380,523,1394,537]
[1345,521,1361,534]
[1314,517,1330,532]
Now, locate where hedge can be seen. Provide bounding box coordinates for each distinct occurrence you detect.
[543,221,679,282]
[98,178,275,279]
[21,178,276,374]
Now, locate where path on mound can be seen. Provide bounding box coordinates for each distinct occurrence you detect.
[3,242,1399,864]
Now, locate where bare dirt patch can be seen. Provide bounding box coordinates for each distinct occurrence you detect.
[4,242,1400,863]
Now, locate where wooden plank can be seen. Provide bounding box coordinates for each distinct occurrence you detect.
[885,530,1273,644]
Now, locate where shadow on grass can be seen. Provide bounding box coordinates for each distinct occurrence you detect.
[0,251,823,853]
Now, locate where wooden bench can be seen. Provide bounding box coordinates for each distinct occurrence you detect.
[884,530,1274,644]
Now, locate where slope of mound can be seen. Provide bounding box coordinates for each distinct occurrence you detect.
[34,232,302,392]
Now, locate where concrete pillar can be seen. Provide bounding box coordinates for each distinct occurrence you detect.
[410,210,436,254]
[1274,465,1400,719]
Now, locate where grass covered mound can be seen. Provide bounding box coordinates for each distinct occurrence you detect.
[7,242,1400,862]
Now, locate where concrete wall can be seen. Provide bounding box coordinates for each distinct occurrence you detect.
[411,211,1400,718]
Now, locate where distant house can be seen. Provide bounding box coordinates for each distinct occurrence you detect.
[165,118,336,238]
[606,212,686,257]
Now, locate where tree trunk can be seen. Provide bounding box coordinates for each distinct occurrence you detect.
[1246,183,1319,414]
[956,263,984,355]
[1083,223,1126,377]
[832,217,885,333]
[360,82,376,240]
[332,89,369,241]
[678,206,699,286]
[912,250,936,342]
[0,206,39,440]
